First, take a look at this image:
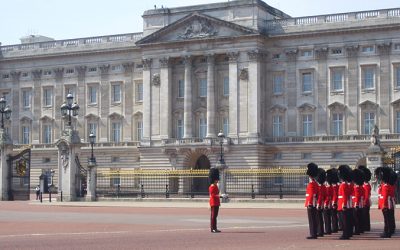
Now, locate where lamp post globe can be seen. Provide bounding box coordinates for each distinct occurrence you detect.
[217,131,225,164]
[60,94,79,127]
[89,132,96,165]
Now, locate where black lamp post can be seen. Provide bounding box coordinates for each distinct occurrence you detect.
[217,131,225,164]
[60,94,79,127]
[0,96,12,129]
[89,132,96,164]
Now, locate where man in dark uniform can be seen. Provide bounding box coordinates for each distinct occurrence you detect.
[358,165,371,232]
[209,167,221,233]
[305,162,319,239]
[338,165,352,240]
[316,168,326,237]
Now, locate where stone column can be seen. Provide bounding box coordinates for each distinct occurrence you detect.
[76,66,86,139]
[123,62,134,141]
[315,47,329,136]
[285,49,298,136]
[53,68,64,139]
[227,52,239,138]
[0,129,12,200]
[160,58,171,139]
[206,54,216,138]
[10,71,21,144]
[56,127,81,201]
[99,65,110,142]
[31,69,42,144]
[247,50,263,138]
[86,162,97,202]
[377,42,391,134]
[142,58,152,143]
[183,56,193,138]
[345,45,359,135]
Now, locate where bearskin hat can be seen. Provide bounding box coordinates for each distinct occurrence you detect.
[338,164,352,182]
[358,165,371,182]
[388,169,398,186]
[381,167,391,184]
[306,162,319,178]
[208,167,220,184]
[352,169,364,186]
[326,168,339,185]
[316,168,326,185]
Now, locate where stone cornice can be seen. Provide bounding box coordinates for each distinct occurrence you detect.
[247,50,267,61]
[53,67,64,79]
[31,69,42,80]
[315,47,329,60]
[227,51,239,62]
[99,64,110,74]
[159,57,170,68]
[75,66,87,76]
[10,71,21,81]
[142,58,152,70]
[284,48,298,61]
[377,42,392,55]
[345,45,359,58]
[122,62,135,72]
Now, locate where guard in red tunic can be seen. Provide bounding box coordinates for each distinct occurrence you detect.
[209,167,221,233]
[305,162,319,239]
[376,167,392,238]
[323,169,333,235]
[316,168,326,237]
[352,168,365,235]
[388,169,397,235]
[327,168,339,233]
[358,165,371,232]
[338,165,352,240]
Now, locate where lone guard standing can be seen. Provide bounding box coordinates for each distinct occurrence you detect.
[305,162,319,239]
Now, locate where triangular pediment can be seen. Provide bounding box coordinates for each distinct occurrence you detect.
[136,12,258,45]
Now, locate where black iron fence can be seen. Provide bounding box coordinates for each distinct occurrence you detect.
[96,167,307,199]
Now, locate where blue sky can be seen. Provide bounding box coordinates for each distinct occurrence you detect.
[0,0,399,45]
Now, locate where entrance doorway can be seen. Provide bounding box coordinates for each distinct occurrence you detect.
[192,155,211,195]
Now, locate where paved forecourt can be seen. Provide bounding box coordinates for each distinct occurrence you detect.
[0,199,398,250]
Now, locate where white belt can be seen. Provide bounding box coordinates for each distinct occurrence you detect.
[306,194,309,196]
[338,196,343,198]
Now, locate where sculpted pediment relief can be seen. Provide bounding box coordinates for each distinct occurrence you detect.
[136,12,257,45]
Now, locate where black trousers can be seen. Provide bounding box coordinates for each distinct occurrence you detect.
[323,208,332,234]
[307,207,318,238]
[210,206,219,231]
[348,208,354,237]
[331,208,339,232]
[338,210,343,231]
[382,208,391,236]
[353,207,363,234]
[362,206,371,231]
[339,210,352,238]
[317,208,324,236]
[389,208,396,235]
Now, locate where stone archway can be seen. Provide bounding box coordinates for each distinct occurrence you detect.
[193,155,211,195]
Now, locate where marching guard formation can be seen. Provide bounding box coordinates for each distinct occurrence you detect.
[306,162,397,240]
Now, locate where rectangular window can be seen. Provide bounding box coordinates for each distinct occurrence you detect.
[396,111,400,133]
[136,83,143,102]
[396,66,400,88]
[137,121,143,141]
[199,118,207,138]
[223,77,229,96]
[331,113,343,136]
[111,84,121,103]
[301,50,312,57]
[395,43,400,50]
[223,117,229,136]
[177,119,183,139]
[273,75,283,94]
[178,79,184,98]
[302,153,312,159]
[88,123,97,140]
[362,46,374,53]
[43,125,52,144]
[364,112,375,135]
[331,48,342,55]
[22,89,31,108]
[88,86,97,104]
[273,115,283,137]
[363,67,375,89]
[111,122,121,142]
[22,126,30,144]
[302,72,312,93]
[302,114,313,136]
[199,79,207,97]
[43,88,52,107]
[331,69,344,91]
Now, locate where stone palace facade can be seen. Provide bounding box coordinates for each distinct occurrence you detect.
[1,0,400,183]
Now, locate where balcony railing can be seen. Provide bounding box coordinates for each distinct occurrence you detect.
[0,32,143,53]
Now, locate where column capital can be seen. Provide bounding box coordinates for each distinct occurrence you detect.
[345,44,359,58]
[227,51,239,62]
[247,50,267,61]
[142,58,152,70]
[183,55,192,66]
[315,47,329,60]
[284,48,298,61]
[31,69,42,80]
[377,42,392,55]
[99,64,110,74]
[159,57,170,68]
[10,71,21,81]
[53,67,64,80]
[122,62,134,72]
[75,66,87,77]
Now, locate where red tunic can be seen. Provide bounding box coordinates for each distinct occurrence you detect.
[378,184,383,209]
[324,185,333,208]
[379,184,393,209]
[338,182,351,211]
[209,184,220,207]
[331,184,339,207]
[317,185,327,208]
[363,183,371,207]
[305,179,318,207]
[353,185,364,208]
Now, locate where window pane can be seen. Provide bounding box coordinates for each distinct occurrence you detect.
[112,84,121,102]
[364,112,375,134]
[273,115,283,137]
[88,86,97,104]
[396,67,400,88]
[223,117,229,135]
[273,75,283,94]
[302,73,312,92]
[178,80,184,98]
[88,123,97,140]
[22,90,31,107]
[364,68,374,89]
[43,125,51,143]
[332,70,343,91]
[223,77,229,96]
[199,118,207,138]
[331,113,343,135]
[199,79,207,97]
[22,126,30,144]
[397,111,400,133]
[303,114,313,136]
[177,119,183,139]
[136,83,143,101]
[137,121,143,141]
[112,122,121,142]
